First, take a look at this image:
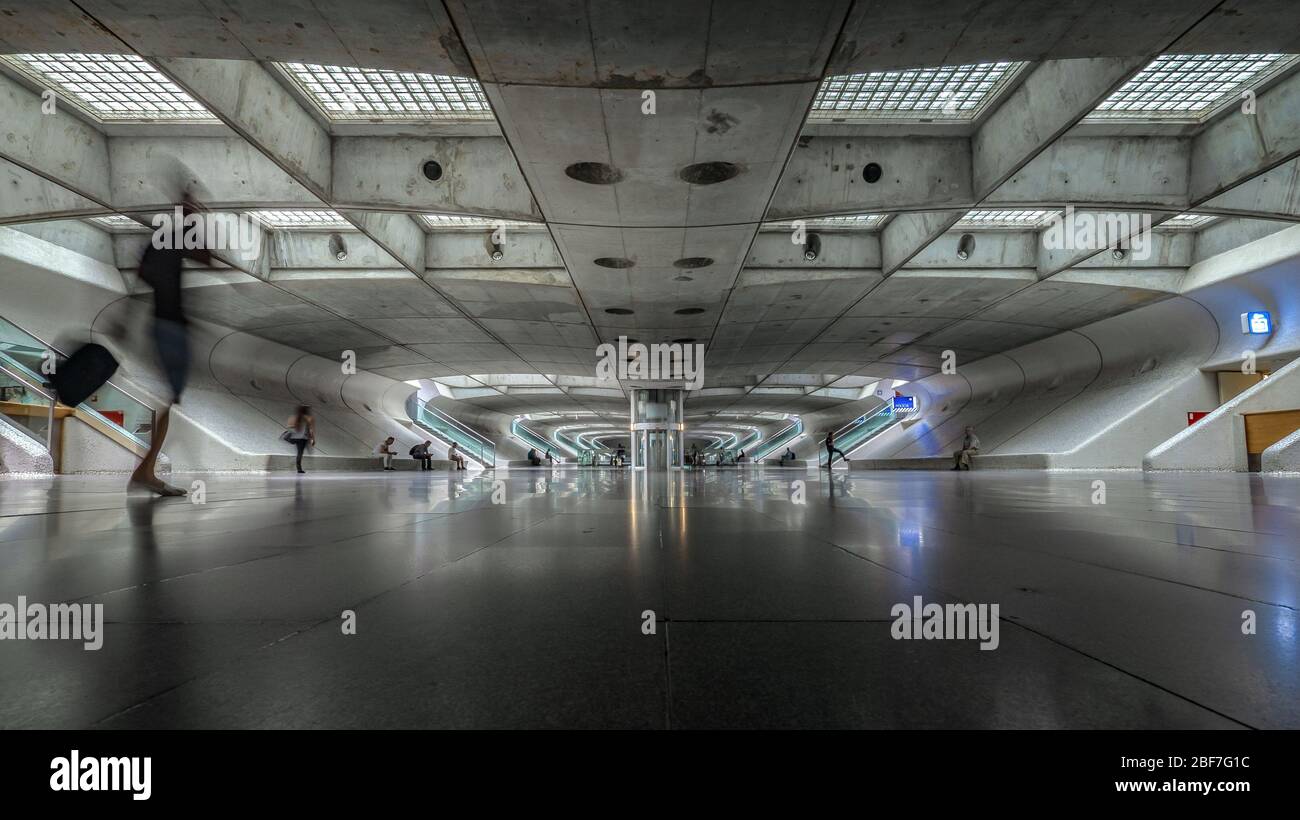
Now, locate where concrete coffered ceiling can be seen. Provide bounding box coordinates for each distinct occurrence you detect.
[4,0,1300,438]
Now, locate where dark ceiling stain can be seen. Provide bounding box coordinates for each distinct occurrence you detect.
[705,109,739,135]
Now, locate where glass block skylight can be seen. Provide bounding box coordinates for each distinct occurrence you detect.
[1088,54,1300,120]
[276,63,492,121]
[420,214,544,230]
[810,62,1025,121]
[88,214,149,232]
[956,209,1061,229]
[0,53,217,122]
[247,209,351,229]
[1157,213,1220,230]
[763,214,888,231]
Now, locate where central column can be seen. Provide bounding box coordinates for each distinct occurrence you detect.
[628,387,685,470]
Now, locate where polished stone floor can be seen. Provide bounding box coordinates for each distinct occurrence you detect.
[1,467,1296,729]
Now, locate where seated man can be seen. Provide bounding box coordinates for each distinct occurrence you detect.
[377,436,397,470]
[952,426,981,471]
[410,440,433,470]
[527,447,543,466]
[780,447,797,466]
[448,441,466,471]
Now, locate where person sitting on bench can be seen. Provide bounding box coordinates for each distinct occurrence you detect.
[779,447,797,466]
[952,426,981,471]
[410,440,433,470]
[448,441,467,471]
[377,437,397,470]
[527,447,543,466]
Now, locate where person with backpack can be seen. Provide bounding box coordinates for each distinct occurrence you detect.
[410,440,433,470]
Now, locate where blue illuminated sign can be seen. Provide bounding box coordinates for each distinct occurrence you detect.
[1241,311,1272,334]
[892,395,916,413]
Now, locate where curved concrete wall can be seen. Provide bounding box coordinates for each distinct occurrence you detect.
[1,224,450,473]
[852,297,1220,468]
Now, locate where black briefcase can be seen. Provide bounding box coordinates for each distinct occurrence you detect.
[49,343,119,407]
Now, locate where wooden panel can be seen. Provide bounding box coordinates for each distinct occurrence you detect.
[1244,410,1300,454]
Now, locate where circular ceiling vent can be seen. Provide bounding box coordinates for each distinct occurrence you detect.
[593,257,635,268]
[863,162,882,183]
[674,307,706,315]
[672,338,696,344]
[565,161,623,184]
[422,160,443,181]
[673,275,694,282]
[679,161,741,185]
[673,256,714,269]
[605,307,635,315]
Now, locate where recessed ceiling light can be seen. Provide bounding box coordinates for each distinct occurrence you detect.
[565,162,623,184]
[679,162,741,185]
[594,257,635,268]
[605,308,635,315]
[674,307,707,315]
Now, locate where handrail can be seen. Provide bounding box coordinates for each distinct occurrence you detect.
[512,418,576,460]
[820,403,900,464]
[410,397,495,467]
[751,418,804,461]
[0,355,150,456]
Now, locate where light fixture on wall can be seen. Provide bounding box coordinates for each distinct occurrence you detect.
[1111,242,1127,260]
[956,233,975,260]
[488,234,504,261]
[328,232,348,261]
[803,232,821,261]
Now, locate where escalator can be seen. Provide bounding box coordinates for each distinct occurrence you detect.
[409,397,496,468]
[0,315,156,471]
[511,418,578,462]
[750,418,804,462]
[819,403,901,465]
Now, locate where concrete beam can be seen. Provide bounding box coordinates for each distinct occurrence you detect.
[0,71,112,205]
[333,137,539,219]
[0,160,101,224]
[155,57,333,198]
[972,58,1146,197]
[1189,66,1300,204]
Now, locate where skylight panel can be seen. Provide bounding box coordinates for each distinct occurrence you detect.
[763,214,888,231]
[1088,53,1300,121]
[87,214,148,232]
[419,214,544,230]
[0,53,217,122]
[1158,213,1220,230]
[276,63,492,122]
[956,209,1060,229]
[246,209,351,229]
[810,62,1025,122]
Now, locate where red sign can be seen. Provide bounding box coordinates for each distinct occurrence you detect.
[1187,411,1210,426]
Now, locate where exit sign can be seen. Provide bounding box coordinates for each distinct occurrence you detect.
[1187,411,1210,426]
